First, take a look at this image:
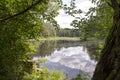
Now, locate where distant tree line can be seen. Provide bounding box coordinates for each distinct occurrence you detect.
[40,23,81,37]
[57,28,81,37]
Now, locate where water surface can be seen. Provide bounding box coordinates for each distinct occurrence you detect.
[33,40,99,79]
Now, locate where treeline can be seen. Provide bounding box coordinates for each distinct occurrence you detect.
[57,28,81,37]
[40,23,81,37]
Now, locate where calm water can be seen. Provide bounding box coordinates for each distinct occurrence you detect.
[33,40,99,79]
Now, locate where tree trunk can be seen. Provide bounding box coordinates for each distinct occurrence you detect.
[92,0,120,80]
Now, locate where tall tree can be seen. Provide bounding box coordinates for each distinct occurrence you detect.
[63,0,120,79]
[92,0,120,80]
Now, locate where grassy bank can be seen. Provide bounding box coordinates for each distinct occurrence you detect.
[39,37,80,41]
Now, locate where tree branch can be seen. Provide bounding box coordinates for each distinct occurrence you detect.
[107,2,113,8]
[0,0,44,22]
[111,0,119,10]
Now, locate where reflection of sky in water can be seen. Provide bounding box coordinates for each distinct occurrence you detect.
[33,46,97,79]
[45,46,96,72]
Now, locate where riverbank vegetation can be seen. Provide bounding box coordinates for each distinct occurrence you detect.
[0,0,63,80]
[24,69,65,80]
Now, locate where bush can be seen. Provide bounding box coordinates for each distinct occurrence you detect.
[23,68,65,80]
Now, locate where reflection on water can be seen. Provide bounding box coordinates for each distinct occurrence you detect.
[33,40,100,79]
[34,40,83,57]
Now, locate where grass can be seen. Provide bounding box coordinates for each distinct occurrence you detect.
[39,37,80,41]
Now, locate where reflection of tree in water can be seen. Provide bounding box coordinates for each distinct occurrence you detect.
[71,73,90,80]
[34,40,81,57]
[83,41,103,61]
[35,40,57,57]
[56,40,81,49]
[34,40,102,62]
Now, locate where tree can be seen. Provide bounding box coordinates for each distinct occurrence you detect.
[56,28,81,37]
[63,0,120,79]
[41,22,57,37]
[92,0,120,80]
[0,0,61,80]
[63,0,114,41]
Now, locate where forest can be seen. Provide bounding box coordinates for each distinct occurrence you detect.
[0,0,120,80]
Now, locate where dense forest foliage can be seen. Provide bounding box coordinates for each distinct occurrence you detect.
[40,23,81,37]
[0,0,63,80]
[57,28,81,37]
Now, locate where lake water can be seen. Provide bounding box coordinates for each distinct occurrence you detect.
[33,40,99,79]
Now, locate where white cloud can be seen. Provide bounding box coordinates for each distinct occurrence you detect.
[55,0,95,28]
[76,0,94,11]
[55,9,75,28]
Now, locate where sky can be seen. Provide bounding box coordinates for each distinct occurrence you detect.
[55,0,95,28]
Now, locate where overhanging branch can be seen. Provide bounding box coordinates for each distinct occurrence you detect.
[111,0,119,10]
[0,0,44,22]
[107,2,113,8]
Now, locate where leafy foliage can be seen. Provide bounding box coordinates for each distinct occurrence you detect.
[23,68,65,80]
[40,22,57,37]
[0,0,61,80]
[63,1,120,80]
[63,0,114,41]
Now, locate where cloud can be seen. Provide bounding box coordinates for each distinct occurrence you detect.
[55,9,74,28]
[76,0,95,12]
[55,0,95,28]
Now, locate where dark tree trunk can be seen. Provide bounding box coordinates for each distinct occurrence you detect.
[92,0,120,80]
